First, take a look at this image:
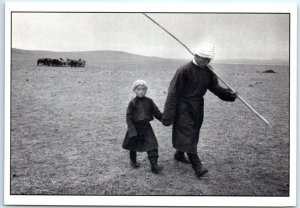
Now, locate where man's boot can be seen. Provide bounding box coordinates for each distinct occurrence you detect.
[174,150,190,164]
[187,153,208,178]
[149,157,163,174]
[130,151,140,169]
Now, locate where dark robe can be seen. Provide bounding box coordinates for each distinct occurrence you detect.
[162,61,235,154]
[122,96,162,152]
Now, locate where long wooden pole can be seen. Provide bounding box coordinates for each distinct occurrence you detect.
[142,13,270,127]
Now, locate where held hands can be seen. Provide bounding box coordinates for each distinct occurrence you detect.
[162,118,173,126]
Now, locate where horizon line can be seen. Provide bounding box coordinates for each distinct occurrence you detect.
[11,47,289,62]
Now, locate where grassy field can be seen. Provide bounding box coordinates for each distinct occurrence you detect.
[10,49,289,196]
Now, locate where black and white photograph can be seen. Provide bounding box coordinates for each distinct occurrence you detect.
[4,2,297,206]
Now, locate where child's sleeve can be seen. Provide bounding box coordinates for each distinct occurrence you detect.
[126,101,138,138]
[152,100,162,122]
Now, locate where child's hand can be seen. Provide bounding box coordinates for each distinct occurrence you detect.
[128,128,138,138]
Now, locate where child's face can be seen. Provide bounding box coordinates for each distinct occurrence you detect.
[134,85,147,97]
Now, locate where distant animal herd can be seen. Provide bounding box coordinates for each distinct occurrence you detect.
[37,58,86,67]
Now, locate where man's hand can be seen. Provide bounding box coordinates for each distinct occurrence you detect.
[229,91,238,102]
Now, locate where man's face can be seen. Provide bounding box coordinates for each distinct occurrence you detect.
[194,55,211,67]
[134,85,147,98]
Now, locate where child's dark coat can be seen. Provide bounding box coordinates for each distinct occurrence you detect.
[122,96,162,152]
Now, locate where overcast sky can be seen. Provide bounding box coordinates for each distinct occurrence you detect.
[12,13,289,60]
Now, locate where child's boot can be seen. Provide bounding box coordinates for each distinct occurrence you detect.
[187,153,208,179]
[149,157,163,174]
[147,149,162,174]
[130,151,140,169]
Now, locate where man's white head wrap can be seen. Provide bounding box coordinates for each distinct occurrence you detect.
[132,79,148,90]
[194,42,215,59]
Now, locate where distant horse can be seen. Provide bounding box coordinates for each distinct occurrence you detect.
[37,58,53,66]
[59,58,66,67]
[45,58,53,66]
[37,58,47,65]
[51,59,66,67]
[65,58,86,67]
[77,59,86,67]
[66,58,77,67]
[50,59,61,67]
[66,58,72,67]
[67,59,78,67]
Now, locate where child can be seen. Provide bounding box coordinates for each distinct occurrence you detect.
[122,80,163,174]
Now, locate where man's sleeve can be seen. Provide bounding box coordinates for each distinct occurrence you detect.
[162,68,185,126]
[208,71,236,102]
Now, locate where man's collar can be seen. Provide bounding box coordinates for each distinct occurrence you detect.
[192,57,199,66]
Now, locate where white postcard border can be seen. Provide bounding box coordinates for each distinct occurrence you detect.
[4,2,297,206]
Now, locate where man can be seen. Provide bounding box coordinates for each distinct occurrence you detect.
[162,42,237,179]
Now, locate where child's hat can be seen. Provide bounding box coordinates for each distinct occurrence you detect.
[132,79,148,90]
